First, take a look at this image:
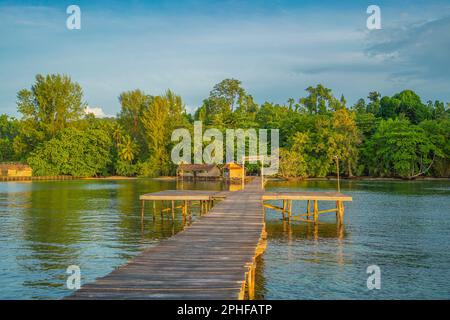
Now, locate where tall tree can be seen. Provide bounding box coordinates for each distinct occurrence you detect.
[140,91,188,176]
[0,115,19,161]
[366,91,381,115]
[379,90,430,124]
[15,74,86,158]
[118,90,152,154]
[364,118,441,178]
[330,109,361,177]
[299,84,339,114]
[17,74,86,138]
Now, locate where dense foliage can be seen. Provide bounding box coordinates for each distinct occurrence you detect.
[1,74,449,179]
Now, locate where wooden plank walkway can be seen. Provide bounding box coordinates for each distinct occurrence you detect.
[66,177,352,300]
[139,190,230,201]
[66,177,266,300]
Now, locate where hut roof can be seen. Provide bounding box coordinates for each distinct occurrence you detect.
[0,163,32,170]
[224,162,243,169]
[178,164,218,172]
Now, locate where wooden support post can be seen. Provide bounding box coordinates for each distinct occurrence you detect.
[306,200,310,219]
[247,264,255,300]
[152,200,156,221]
[251,264,256,298]
[188,201,191,216]
[171,200,175,221]
[337,222,344,240]
[288,200,292,221]
[161,201,164,219]
[313,200,318,223]
[141,200,145,221]
[337,201,344,225]
[282,200,286,220]
[314,223,319,241]
[336,200,339,222]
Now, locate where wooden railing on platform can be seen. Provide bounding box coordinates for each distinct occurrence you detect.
[262,192,352,225]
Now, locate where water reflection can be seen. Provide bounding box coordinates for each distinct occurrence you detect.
[267,220,347,241]
[0,179,225,299]
[2,178,450,299]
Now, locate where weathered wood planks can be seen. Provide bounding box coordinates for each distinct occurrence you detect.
[67,178,266,300]
[262,191,352,201]
[67,178,352,300]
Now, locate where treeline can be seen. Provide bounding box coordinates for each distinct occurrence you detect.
[0,74,449,179]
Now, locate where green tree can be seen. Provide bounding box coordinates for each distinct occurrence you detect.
[118,90,152,134]
[299,84,341,114]
[367,91,381,115]
[353,98,366,114]
[140,91,188,176]
[118,89,152,159]
[27,127,113,177]
[379,90,430,124]
[17,74,85,138]
[330,109,361,177]
[118,135,138,162]
[0,115,19,161]
[419,119,450,177]
[279,147,307,178]
[364,118,441,178]
[202,79,256,128]
[14,74,86,158]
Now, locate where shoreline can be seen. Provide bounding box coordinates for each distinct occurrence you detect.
[1,175,448,182]
[268,176,450,182]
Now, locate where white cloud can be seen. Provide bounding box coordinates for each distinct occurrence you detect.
[85,106,112,118]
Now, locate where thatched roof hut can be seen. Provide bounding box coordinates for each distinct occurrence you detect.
[177,164,221,180]
[0,163,33,177]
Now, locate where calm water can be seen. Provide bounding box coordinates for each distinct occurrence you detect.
[0,178,449,299]
[258,179,450,299]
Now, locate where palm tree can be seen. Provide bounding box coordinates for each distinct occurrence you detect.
[118,135,137,162]
[112,123,123,146]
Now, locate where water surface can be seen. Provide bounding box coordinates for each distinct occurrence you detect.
[257,179,450,299]
[0,178,449,299]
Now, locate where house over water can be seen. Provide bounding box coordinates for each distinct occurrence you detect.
[0,163,32,177]
[177,164,221,180]
[223,162,244,182]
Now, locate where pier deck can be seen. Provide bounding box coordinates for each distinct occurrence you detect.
[67,178,351,300]
[67,178,266,300]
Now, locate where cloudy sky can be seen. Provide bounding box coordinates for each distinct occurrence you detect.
[0,0,449,117]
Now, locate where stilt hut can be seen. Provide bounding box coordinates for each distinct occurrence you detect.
[0,163,32,177]
[177,164,221,181]
[223,162,244,183]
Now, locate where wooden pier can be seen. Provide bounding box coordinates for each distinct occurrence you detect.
[67,177,351,300]
[262,192,352,224]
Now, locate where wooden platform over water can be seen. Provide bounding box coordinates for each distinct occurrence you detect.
[67,177,351,300]
[67,178,266,300]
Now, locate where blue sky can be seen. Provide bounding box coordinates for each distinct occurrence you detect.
[1,0,449,116]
